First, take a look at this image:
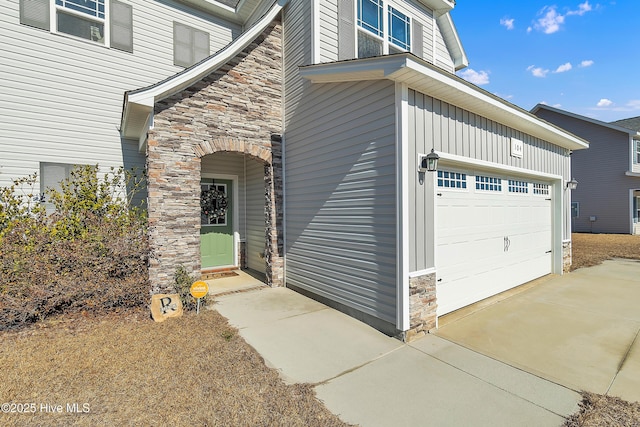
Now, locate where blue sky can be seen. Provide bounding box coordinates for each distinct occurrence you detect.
[450,1,639,123]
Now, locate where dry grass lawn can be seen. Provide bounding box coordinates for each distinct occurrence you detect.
[571,232,640,270]
[0,308,351,426]
[2,233,640,426]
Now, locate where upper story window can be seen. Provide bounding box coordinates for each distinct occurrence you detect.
[388,6,410,51]
[635,140,640,164]
[56,0,106,43]
[357,0,410,58]
[20,0,133,52]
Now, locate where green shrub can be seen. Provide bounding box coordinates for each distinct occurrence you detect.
[174,266,208,312]
[0,166,149,330]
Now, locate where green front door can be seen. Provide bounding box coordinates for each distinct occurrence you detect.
[200,179,233,268]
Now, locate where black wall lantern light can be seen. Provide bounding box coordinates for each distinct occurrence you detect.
[419,149,440,172]
[566,178,578,190]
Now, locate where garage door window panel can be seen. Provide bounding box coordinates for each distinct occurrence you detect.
[508,180,529,193]
[475,175,502,192]
[533,183,550,196]
[437,170,467,189]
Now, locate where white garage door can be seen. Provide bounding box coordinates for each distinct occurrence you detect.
[436,169,552,316]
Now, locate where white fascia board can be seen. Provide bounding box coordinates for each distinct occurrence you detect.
[121,0,287,141]
[300,54,589,151]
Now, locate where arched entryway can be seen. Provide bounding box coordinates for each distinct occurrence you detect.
[147,136,283,293]
[198,142,283,284]
[143,20,284,294]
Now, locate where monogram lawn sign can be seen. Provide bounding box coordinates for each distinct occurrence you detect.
[150,294,183,322]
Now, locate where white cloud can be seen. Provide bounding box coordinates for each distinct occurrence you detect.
[532,2,593,34]
[554,62,573,73]
[458,69,490,85]
[579,60,594,68]
[534,6,565,34]
[567,1,592,16]
[597,98,613,107]
[527,65,549,78]
[500,18,515,30]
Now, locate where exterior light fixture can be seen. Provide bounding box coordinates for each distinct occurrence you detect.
[566,178,578,190]
[419,149,440,172]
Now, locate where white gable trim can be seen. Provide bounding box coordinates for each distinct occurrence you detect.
[120,0,288,144]
[436,13,468,71]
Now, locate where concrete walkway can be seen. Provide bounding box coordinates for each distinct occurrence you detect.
[214,286,581,426]
[437,259,640,404]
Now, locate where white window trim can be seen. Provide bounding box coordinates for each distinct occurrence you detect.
[51,0,111,46]
[571,201,580,218]
[356,0,412,57]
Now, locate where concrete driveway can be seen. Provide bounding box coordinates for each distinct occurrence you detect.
[437,259,640,403]
[214,287,581,426]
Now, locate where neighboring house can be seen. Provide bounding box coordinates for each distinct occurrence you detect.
[532,105,640,235]
[2,0,588,340]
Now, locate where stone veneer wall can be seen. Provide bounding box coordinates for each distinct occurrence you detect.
[146,21,283,293]
[406,273,437,342]
[563,240,572,273]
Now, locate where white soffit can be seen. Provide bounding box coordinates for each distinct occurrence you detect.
[419,0,455,16]
[300,54,589,151]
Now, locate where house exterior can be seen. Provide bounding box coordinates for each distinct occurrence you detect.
[2,0,588,340]
[532,105,640,235]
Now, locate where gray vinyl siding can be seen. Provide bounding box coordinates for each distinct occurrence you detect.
[0,0,239,191]
[408,90,571,271]
[434,18,454,72]
[317,0,440,67]
[283,0,312,125]
[318,0,338,62]
[535,108,638,234]
[246,158,267,273]
[284,77,398,324]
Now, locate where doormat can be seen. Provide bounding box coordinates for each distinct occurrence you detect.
[201,271,239,280]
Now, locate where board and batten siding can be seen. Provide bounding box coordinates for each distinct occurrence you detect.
[0,0,239,190]
[408,89,571,272]
[284,79,398,325]
[316,0,453,72]
[535,108,638,234]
